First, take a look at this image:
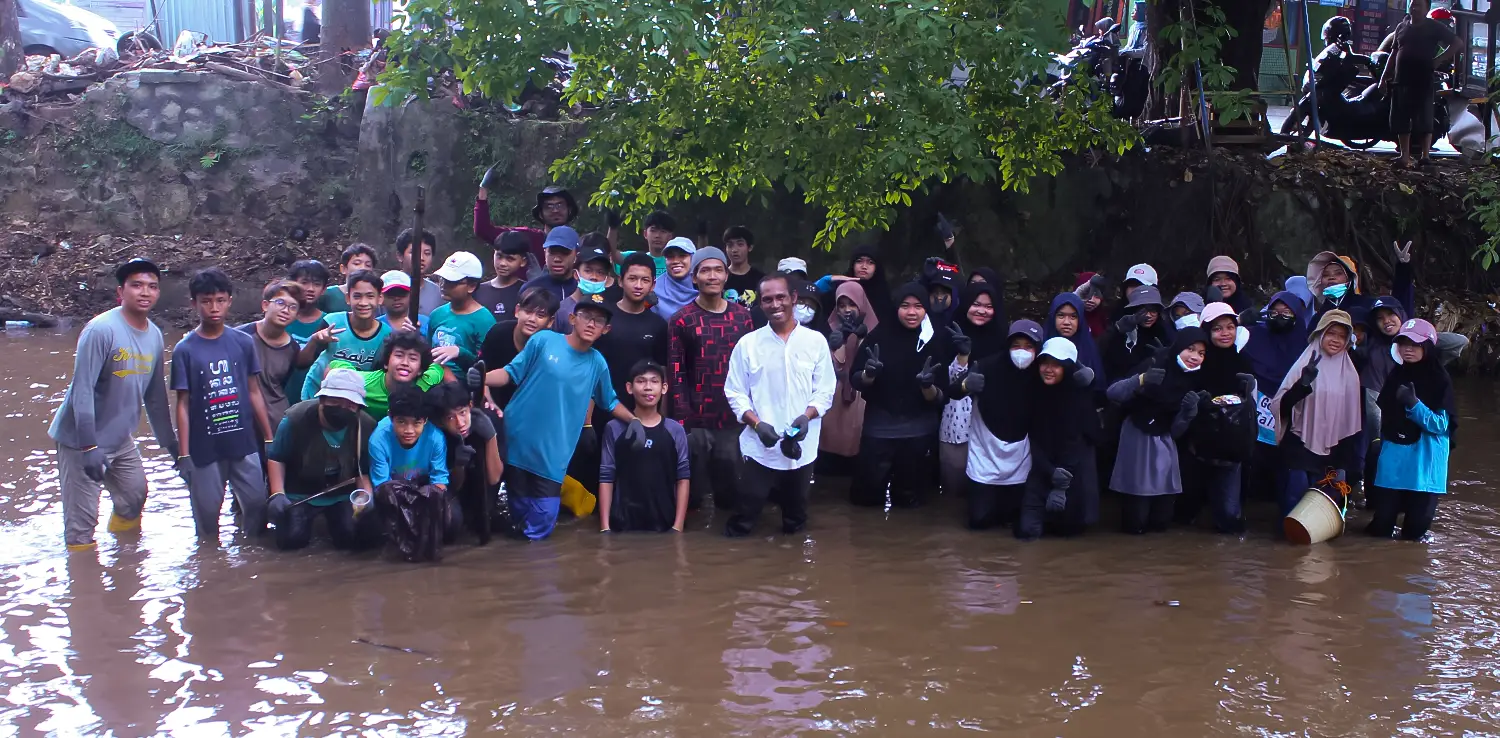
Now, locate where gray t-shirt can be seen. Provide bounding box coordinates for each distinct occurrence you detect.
[48,307,174,452]
[416,278,443,317]
[235,322,298,430]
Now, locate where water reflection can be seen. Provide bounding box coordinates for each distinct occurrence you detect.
[2,330,1500,735]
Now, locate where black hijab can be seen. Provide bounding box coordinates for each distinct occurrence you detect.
[1199,316,1252,397]
[954,282,1008,361]
[1029,357,1099,466]
[848,244,891,320]
[972,320,1042,443]
[1378,338,1456,445]
[968,267,1000,287]
[1124,326,1206,436]
[853,282,946,415]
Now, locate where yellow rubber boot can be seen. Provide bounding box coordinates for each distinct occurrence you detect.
[66,541,98,552]
[560,476,597,518]
[107,513,141,533]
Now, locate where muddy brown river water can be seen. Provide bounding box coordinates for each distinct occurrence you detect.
[2,328,1500,737]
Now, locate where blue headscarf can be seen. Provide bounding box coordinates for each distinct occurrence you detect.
[1047,293,1106,393]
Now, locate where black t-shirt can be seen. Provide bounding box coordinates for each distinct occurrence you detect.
[478,320,524,408]
[725,267,766,308]
[592,304,670,424]
[1392,17,1454,83]
[602,418,689,532]
[472,281,524,322]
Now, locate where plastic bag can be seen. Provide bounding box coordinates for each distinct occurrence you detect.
[374,480,448,562]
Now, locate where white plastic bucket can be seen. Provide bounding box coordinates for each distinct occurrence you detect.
[1283,488,1345,545]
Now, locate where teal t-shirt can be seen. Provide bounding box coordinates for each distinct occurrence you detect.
[369,417,450,487]
[266,416,350,507]
[502,331,618,483]
[426,303,496,372]
[284,313,327,404]
[302,312,392,399]
[318,284,349,313]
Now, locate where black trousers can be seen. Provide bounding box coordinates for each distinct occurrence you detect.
[1017,455,1099,540]
[1120,494,1176,535]
[850,434,935,508]
[728,459,812,537]
[1177,456,1246,534]
[969,482,1025,531]
[689,427,746,510]
[1366,485,1440,541]
[273,500,383,551]
[567,425,602,498]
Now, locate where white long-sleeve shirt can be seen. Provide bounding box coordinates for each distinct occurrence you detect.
[724,324,836,471]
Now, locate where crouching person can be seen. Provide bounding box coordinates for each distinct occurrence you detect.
[1017,338,1101,540]
[428,380,503,544]
[266,368,379,551]
[370,385,452,561]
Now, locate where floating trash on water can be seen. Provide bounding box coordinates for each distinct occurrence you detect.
[1154,600,1181,607]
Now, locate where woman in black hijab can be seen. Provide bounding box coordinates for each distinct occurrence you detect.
[1176,303,1257,534]
[937,282,1008,498]
[949,320,1045,530]
[1017,337,1101,540]
[1102,285,1176,382]
[1367,318,1455,540]
[850,282,949,508]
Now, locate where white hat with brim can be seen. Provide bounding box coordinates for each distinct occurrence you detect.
[1040,337,1078,363]
[317,367,368,406]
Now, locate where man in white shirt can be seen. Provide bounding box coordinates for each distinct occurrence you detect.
[723,273,836,536]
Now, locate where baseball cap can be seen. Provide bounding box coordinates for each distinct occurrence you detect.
[1008,319,1044,346]
[496,231,532,255]
[577,245,611,266]
[664,237,697,255]
[796,279,822,307]
[434,251,484,281]
[543,225,580,251]
[1124,263,1159,286]
[317,367,368,406]
[1200,302,1237,326]
[1040,336,1078,363]
[115,257,161,284]
[573,292,613,323]
[380,269,412,293]
[1396,318,1437,345]
[777,257,809,275]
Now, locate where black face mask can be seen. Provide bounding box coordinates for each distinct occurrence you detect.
[323,406,356,430]
[1269,315,1297,333]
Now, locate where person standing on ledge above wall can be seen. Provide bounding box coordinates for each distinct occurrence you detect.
[474,179,619,272]
[50,258,179,552]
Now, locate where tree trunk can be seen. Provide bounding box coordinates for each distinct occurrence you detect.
[315,0,370,94]
[0,0,23,80]
[1219,0,1275,91]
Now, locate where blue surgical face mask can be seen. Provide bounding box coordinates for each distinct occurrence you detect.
[1323,283,1348,300]
[578,278,607,296]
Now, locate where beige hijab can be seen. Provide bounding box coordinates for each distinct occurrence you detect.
[1272,310,1362,455]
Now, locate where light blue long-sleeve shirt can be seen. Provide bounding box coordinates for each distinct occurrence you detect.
[1374,401,1450,494]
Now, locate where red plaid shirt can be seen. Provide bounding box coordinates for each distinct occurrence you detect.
[668,301,753,431]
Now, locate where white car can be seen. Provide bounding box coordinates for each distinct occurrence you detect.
[17,0,120,58]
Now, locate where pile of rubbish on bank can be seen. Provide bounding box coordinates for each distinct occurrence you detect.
[4,31,329,101]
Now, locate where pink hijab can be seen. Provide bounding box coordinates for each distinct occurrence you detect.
[1272,310,1362,455]
[828,281,879,334]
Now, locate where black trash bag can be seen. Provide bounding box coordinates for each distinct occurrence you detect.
[1186,397,1257,464]
[374,480,449,562]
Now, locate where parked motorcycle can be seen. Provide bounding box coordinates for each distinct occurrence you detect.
[1044,21,1147,119]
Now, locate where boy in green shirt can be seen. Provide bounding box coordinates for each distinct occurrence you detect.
[284,259,332,403]
[319,243,377,313]
[330,331,451,419]
[427,251,496,373]
[300,270,391,399]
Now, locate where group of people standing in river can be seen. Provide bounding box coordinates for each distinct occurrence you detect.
[48,182,1462,558]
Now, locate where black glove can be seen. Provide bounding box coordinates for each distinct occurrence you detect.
[453,441,477,469]
[961,369,985,394]
[827,329,846,351]
[1397,383,1418,409]
[466,360,487,393]
[1046,487,1068,513]
[687,427,714,457]
[1235,372,1257,397]
[1088,273,1107,293]
[1051,467,1074,491]
[1142,367,1166,387]
[779,436,803,460]
[849,316,869,339]
[916,356,938,389]
[624,418,647,451]
[1237,307,1260,327]
[861,345,884,377]
[469,410,497,442]
[1115,312,1139,333]
[81,447,107,483]
[1177,392,1201,422]
[946,323,972,356]
[268,493,292,523]
[604,208,623,229]
[1206,285,1225,304]
[480,162,501,190]
[753,421,780,448]
[175,455,194,486]
[1072,365,1095,388]
[1298,354,1320,388]
[788,414,810,442]
[935,211,955,242]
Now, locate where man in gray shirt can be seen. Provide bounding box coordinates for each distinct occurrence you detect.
[48,258,179,551]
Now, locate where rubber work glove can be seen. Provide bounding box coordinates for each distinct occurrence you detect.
[1298,354,1320,388]
[1397,383,1418,410]
[946,323,972,356]
[1072,365,1095,388]
[916,357,938,389]
[268,492,292,523]
[81,447,107,483]
[624,419,648,451]
[753,421,780,448]
[788,415,810,442]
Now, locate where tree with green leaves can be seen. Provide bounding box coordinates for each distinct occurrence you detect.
[378,0,1137,248]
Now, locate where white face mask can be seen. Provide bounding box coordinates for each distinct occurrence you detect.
[1010,349,1035,370]
[1391,343,1403,365]
[1176,356,1202,372]
[1174,314,1200,330]
[794,304,816,325]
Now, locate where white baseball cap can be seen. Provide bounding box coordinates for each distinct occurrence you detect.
[1124,263,1158,287]
[663,237,697,255]
[777,257,809,274]
[380,269,412,293]
[434,251,484,281]
[1040,337,1079,363]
